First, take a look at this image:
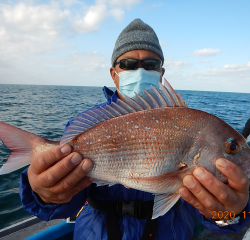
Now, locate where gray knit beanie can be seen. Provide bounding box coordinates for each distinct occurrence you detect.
[111,19,164,66]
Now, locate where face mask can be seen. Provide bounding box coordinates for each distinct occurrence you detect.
[115,68,161,98]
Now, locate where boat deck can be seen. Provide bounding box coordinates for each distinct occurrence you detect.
[0,218,64,240]
[0,216,250,240]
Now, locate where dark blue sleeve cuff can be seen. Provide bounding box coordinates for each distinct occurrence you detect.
[19,167,92,221]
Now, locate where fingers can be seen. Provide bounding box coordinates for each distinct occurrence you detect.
[31,144,72,174]
[54,176,94,203]
[49,158,94,193]
[38,152,83,188]
[192,167,237,206]
[216,158,249,193]
[180,160,250,217]
[27,144,95,204]
[179,187,210,217]
[179,174,220,217]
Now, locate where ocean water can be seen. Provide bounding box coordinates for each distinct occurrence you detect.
[0,84,249,230]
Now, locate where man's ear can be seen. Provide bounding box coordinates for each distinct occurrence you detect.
[110,67,116,81]
[161,68,165,77]
[159,68,165,83]
[110,67,119,89]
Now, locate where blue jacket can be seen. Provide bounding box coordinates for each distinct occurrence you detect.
[19,86,250,240]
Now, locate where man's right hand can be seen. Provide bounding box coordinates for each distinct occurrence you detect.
[27,144,94,204]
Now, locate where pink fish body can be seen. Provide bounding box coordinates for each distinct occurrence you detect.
[0,80,250,218]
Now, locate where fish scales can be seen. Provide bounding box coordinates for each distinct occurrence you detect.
[69,107,214,193]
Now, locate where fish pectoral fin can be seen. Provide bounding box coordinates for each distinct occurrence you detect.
[94,179,115,187]
[94,181,109,187]
[108,183,116,187]
[152,193,180,219]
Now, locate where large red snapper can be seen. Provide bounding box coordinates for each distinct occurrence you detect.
[0,79,249,219]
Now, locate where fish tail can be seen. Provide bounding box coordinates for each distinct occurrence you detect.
[0,121,49,175]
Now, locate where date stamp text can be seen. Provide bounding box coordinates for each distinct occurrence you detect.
[212,211,249,219]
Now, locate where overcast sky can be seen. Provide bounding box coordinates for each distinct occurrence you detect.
[0,0,249,93]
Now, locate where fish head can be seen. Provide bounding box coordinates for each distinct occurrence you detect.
[193,114,250,181]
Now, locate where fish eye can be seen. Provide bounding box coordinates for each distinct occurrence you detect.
[225,138,239,154]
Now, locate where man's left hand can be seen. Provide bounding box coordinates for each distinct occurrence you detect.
[179,158,249,218]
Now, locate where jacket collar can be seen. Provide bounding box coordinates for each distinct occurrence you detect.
[102,86,119,104]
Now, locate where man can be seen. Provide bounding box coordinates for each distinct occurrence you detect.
[20,19,250,240]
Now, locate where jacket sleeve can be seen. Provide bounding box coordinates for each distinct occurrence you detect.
[183,200,250,234]
[242,118,250,139]
[19,168,92,221]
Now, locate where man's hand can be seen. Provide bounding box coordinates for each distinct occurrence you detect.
[28,144,94,204]
[179,158,249,218]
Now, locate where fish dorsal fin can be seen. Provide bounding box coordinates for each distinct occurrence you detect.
[163,79,183,107]
[140,88,160,108]
[60,79,187,145]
